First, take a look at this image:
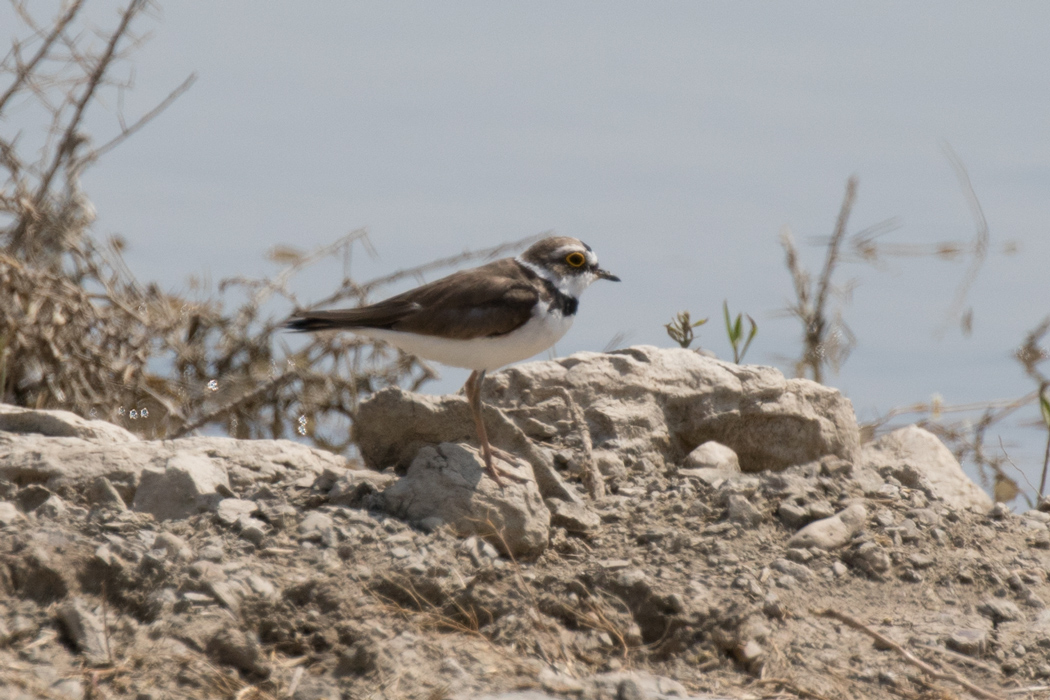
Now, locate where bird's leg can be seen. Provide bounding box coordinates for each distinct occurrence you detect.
[464,370,530,486]
[464,369,504,486]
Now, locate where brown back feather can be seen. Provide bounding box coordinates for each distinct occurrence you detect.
[286,258,540,340]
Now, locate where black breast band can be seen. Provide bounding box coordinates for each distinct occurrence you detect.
[542,279,578,316]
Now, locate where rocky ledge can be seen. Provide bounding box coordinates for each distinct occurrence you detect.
[4,346,1047,700]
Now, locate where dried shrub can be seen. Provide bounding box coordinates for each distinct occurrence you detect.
[0,0,537,448]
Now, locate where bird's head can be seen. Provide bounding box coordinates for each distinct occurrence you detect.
[518,236,619,298]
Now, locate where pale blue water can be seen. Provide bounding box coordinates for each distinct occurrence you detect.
[5,2,1048,499]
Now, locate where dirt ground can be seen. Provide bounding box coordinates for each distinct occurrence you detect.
[3,448,1050,700]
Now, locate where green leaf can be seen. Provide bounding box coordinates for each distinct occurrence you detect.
[1041,392,1050,429]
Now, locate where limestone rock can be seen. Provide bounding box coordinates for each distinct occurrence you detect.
[858,425,991,511]
[381,443,550,559]
[354,389,580,503]
[0,405,339,507]
[132,454,231,520]
[0,403,137,444]
[485,346,858,472]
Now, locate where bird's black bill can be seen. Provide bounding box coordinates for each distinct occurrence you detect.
[596,268,620,282]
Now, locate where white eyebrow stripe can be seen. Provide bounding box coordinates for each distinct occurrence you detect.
[516,258,558,285]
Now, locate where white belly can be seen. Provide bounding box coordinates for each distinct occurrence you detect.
[353,304,574,371]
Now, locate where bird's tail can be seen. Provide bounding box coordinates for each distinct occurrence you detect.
[283,301,416,332]
[283,315,345,332]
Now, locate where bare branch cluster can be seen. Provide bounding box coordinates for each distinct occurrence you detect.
[780,176,859,383]
[0,2,535,448]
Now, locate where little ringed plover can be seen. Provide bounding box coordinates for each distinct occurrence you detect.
[285,236,619,485]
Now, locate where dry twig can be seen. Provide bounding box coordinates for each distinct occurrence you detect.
[815,608,1004,700]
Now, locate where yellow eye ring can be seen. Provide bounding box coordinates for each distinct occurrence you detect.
[565,252,586,268]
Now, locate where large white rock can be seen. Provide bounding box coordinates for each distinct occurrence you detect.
[353,390,581,503]
[0,404,343,503]
[382,442,551,559]
[487,346,859,473]
[356,347,858,481]
[858,425,991,511]
[0,403,137,444]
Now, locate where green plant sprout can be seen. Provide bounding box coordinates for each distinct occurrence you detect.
[723,300,758,364]
[664,311,708,349]
[1039,388,1050,497]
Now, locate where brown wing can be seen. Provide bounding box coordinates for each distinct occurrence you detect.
[285,258,540,340]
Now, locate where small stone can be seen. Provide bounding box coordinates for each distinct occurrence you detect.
[735,639,765,674]
[875,484,900,499]
[417,516,445,532]
[198,544,225,562]
[763,594,785,619]
[546,498,601,533]
[50,678,84,700]
[845,541,891,579]
[56,597,109,665]
[86,477,127,511]
[36,494,68,519]
[978,599,1023,623]
[539,668,585,694]
[16,484,52,511]
[788,503,868,550]
[990,502,1013,520]
[154,532,192,561]
[771,558,813,582]
[389,547,412,559]
[299,511,336,543]
[207,580,243,613]
[785,548,813,563]
[678,467,733,486]
[206,627,270,677]
[727,494,763,527]
[246,575,277,599]
[232,515,266,545]
[256,500,298,530]
[0,501,24,525]
[682,441,740,472]
[132,455,231,520]
[874,509,896,527]
[908,553,934,569]
[806,501,836,520]
[216,498,258,526]
[907,508,941,526]
[832,561,848,577]
[1024,592,1047,609]
[900,569,923,583]
[778,502,809,528]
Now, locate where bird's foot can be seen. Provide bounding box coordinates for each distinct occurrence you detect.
[480,447,530,487]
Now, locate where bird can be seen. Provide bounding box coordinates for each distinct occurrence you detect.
[285,236,619,485]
